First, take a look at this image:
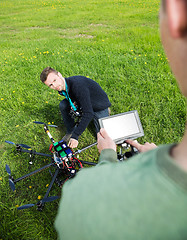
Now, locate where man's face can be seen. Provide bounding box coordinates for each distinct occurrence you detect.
[44,72,65,91]
[160,0,187,97]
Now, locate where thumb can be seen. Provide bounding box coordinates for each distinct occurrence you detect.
[100,128,110,139]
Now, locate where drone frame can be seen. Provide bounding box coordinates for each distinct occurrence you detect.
[5,121,97,211]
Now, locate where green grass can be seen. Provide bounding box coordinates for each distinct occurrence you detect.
[0,0,186,239]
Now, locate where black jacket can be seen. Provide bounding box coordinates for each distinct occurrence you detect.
[61,76,111,140]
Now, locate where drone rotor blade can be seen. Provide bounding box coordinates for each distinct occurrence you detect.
[5,141,31,149]
[33,121,45,125]
[33,121,57,128]
[5,140,15,145]
[42,196,59,203]
[19,144,31,149]
[48,124,58,128]
[6,164,11,175]
[9,179,16,191]
[17,203,35,210]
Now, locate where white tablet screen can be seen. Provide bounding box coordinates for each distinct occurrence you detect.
[99,110,144,143]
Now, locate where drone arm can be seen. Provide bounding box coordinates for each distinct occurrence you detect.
[14,162,54,183]
[43,168,60,199]
[16,147,52,157]
[44,125,55,144]
[74,142,97,155]
[79,160,96,166]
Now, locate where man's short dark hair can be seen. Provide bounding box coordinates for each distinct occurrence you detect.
[40,67,58,83]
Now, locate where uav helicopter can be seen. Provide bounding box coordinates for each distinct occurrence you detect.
[5,121,97,211]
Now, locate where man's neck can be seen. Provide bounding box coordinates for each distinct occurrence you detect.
[171,128,187,172]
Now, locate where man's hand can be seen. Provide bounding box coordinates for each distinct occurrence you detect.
[97,128,116,153]
[68,138,78,148]
[125,139,157,153]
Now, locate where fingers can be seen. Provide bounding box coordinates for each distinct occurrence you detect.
[125,139,141,149]
[99,128,110,139]
[68,138,78,149]
[97,128,116,153]
[125,139,157,153]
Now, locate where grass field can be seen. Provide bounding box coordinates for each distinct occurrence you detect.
[0,0,186,239]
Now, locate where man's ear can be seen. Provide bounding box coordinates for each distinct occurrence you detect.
[166,0,187,38]
[57,72,63,78]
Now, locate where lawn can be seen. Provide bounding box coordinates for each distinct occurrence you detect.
[0,0,186,239]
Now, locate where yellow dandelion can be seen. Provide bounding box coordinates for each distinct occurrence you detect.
[46,184,49,187]
[46,101,48,103]
[15,205,19,208]
[131,50,133,51]
[38,195,42,200]
[1,98,4,100]
[145,62,147,64]
[13,91,15,93]
[22,102,24,104]
[16,125,19,127]
[48,122,51,125]
[29,186,32,189]
[0,177,2,181]
[33,56,36,58]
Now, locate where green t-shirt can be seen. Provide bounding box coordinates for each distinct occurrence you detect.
[55,145,187,240]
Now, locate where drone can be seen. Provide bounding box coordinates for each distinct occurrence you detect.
[5,121,97,211]
[5,121,139,211]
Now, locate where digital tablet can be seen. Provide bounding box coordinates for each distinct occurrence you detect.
[98,110,144,144]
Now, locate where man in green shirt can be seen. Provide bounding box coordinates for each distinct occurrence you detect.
[55,1,187,239]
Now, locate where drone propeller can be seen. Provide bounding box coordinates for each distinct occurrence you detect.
[17,196,59,210]
[9,179,16,191]
[5,164,16,191]
[17,203,35,210]
[5,140,31,149]
[6,164,11,175]
[33,121,58,128]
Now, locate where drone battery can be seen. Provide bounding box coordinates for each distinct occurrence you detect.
[65,148,72,156]
[54,141,65,151]
[59,151,67,158]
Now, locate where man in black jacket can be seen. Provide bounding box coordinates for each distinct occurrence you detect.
[40,67,111,148]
